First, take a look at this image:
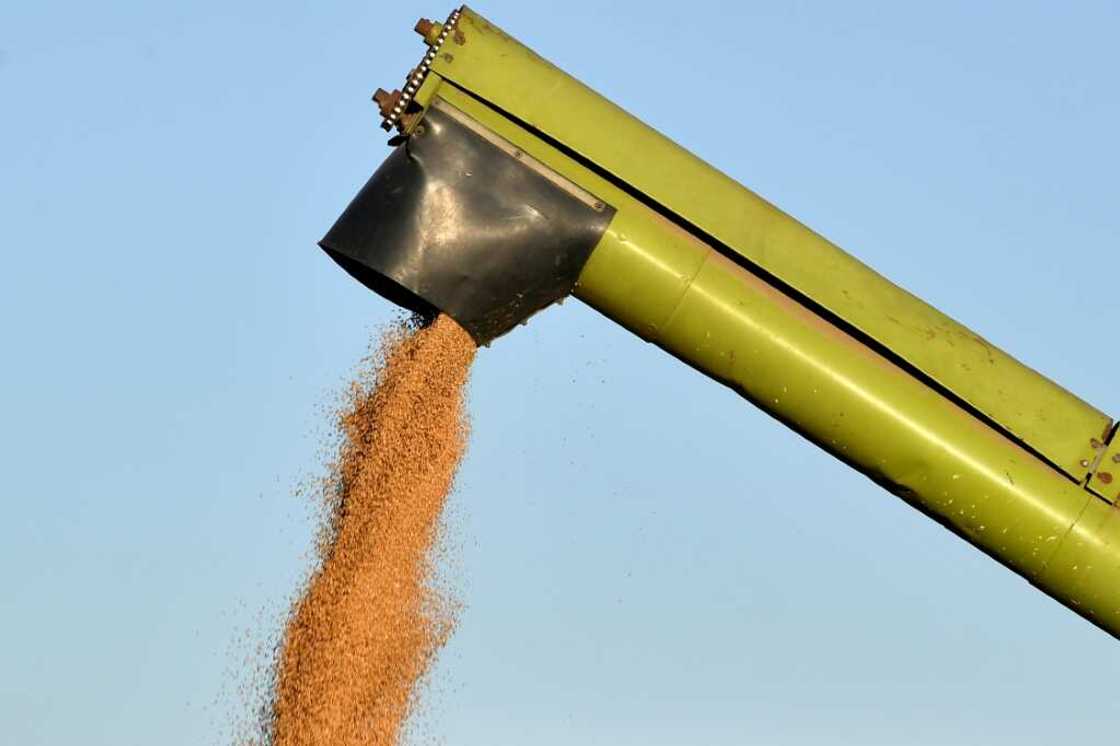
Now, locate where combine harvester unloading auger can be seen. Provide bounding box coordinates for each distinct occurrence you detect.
[320,6,1120,638]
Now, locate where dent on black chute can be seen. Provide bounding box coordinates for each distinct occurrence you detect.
[319,105,614,345]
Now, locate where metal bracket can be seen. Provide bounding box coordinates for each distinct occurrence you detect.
[376,8,463,132]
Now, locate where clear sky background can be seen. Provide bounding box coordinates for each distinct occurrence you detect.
[3,1,1119,744]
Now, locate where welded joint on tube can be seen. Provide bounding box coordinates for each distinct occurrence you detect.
[1085,420,1120,504]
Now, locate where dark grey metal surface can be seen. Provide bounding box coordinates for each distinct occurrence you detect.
[319,105,615,344]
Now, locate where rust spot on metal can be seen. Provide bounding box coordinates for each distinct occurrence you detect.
[441,53,455,63]
[1099,472,1114,485]
[1091,437,1103,450]
[453,29,467,45]
[1112,453,1120,463]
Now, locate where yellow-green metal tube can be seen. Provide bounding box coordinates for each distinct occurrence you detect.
[432,5,1110,481]
[575,205,1120,636]
[427,81,1120,636]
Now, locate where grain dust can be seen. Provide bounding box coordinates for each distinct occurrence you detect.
[269,313,476,745]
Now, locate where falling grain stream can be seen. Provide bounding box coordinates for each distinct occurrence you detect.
[270,314,476,745]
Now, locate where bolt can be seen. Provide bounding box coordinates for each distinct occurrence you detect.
[373,88,402,118]
[1099,472,1114,485]
[1080,459,1090,468]
[414,18,439,45]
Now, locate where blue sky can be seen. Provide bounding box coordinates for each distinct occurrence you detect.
[2,1,1119,744]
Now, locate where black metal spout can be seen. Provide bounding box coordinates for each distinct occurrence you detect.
[319,105,614,344]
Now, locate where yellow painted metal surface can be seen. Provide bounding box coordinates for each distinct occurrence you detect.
[429,5,1110,479]
[580,213,1120,635]
[428,85,1120,637]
